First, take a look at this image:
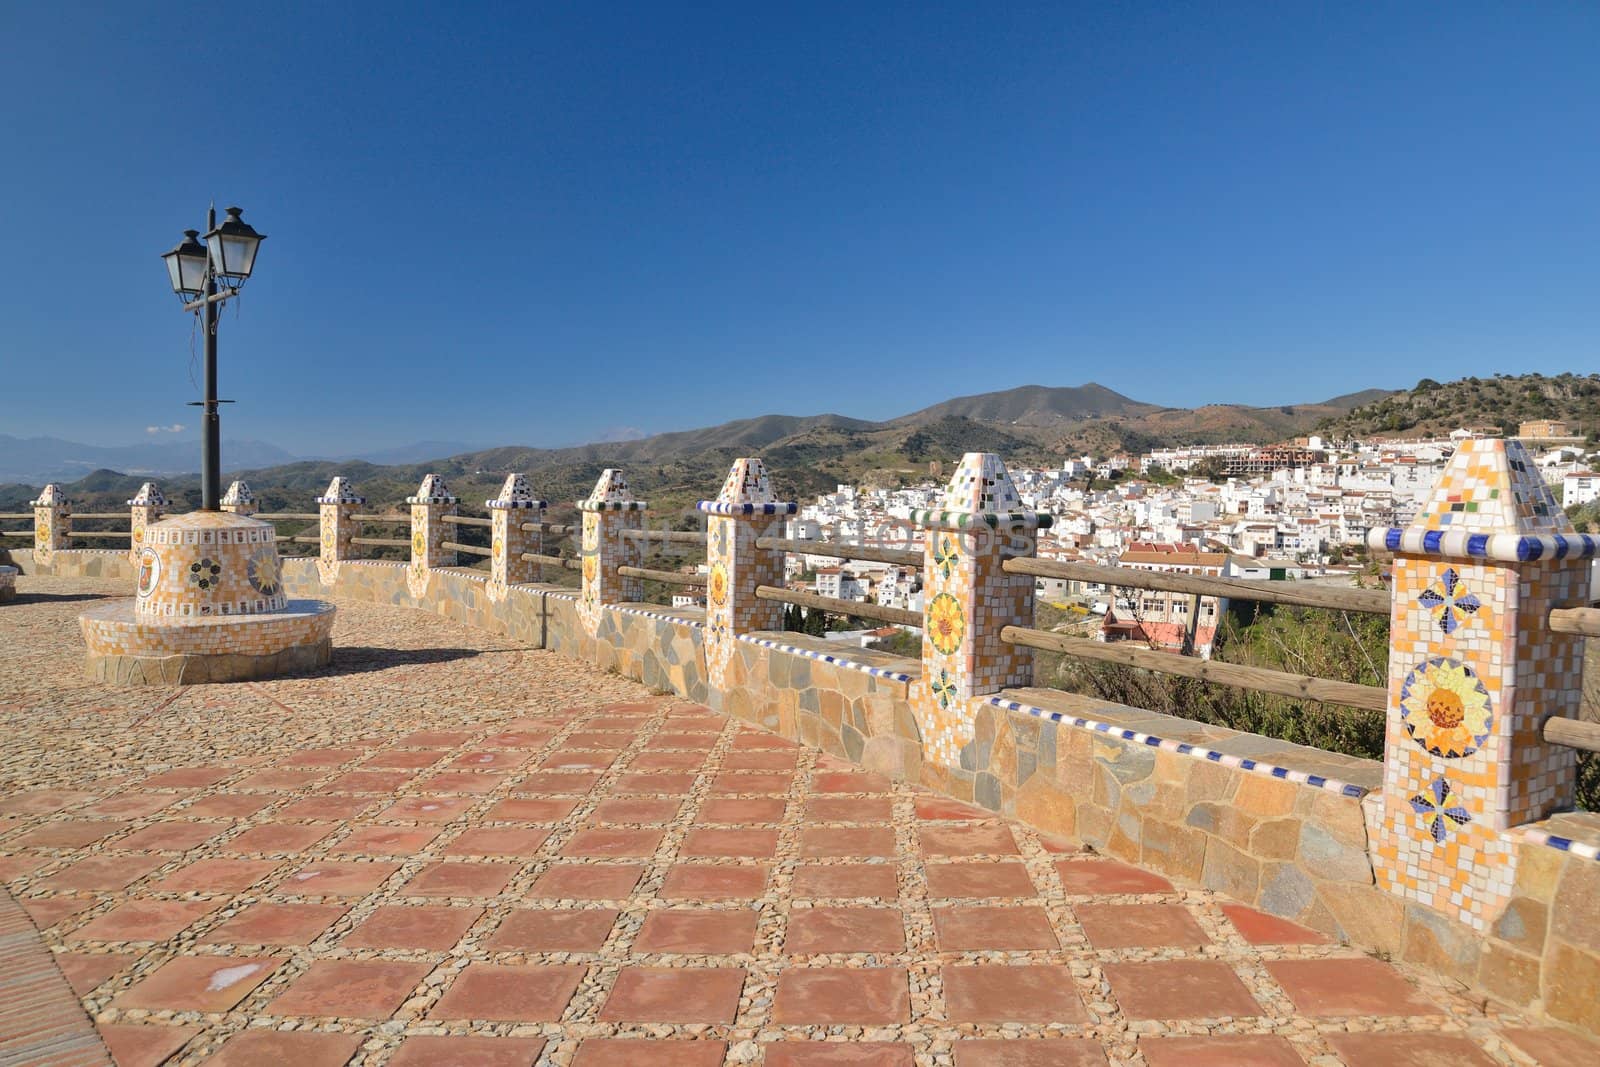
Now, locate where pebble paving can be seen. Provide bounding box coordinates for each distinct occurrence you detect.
[2,575,1597,1066]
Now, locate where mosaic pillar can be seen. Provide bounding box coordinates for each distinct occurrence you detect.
[316,477,365,585]
[220,480,258,517]
[904,453,1050,768]
[698,458,797,689]
[30,484,69,566]
[486,473,546,603]
[407,474,458,598]
[577,469,646,635]
[127,482,166,563]
[1367,438,1597,932]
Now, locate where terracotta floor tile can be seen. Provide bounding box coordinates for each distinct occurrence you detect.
[149,857,279,893]
[329,824,441,855]
[223,822,336,853]
[234,769,323,790]
[573,1039,726,1067]
[268,958,431,1018]
[643,732,718,751]
[1220,903,1331,945]
[681,828,779,858]
[141,767,233,789]
[943,964,1088,1024]
[279,859,400,895]
[953,1039,1109,1066]
[1327,1032,1498,1066]
[773,966,909,1024]
[925,861,1037,899]
[918,823,1018,857]
[400,729,476,746]
[765,1044,916,1067]
[915,796,995,821]
[710,771,794,794]
[0,853,48,881]
[784,907,905,954]
[281,747,364,767]
[634,909,759,954]
[565,731,633,749]
[431,962,586,1021]
[659,864,768,900]
[1076,902,1210,949]
[805,795,893,822]
[71,898,220,942]
[55,951,138,995]
[593,797,684,824]
[343,904,483,950]
[114,954,279,1012]
[630,750,709,771]
[447,826,550,856]
[489,797,582,822]
[1500,1027,1600,1066]
[1140,1034,1305,1067]
[540,751,617,771]
[562,828,664,858]
[932,905,1060,951]
[724,750,799,770]
[272,795,374,820]
[482,730,554,748]
[378,796,476,822]
[324,770,417,793]
[38,854,165,892]
[205,1029,363,1066]
[452,750,533,771]
[97,1022,202,1067]
[699,797,787,824]
[1104,960,1262,1020]
[811,771,892,794]
[21,895,97,930]
[79,793,177,818]
[729,731,796,749]
[600,966,747,1023]
[1266,958,1439,1017]
[801,826,897,858]
[488,908,619,952]
[116,820,224,852]
[792,863,899,900]
[363,750,446,769]
[1056,858,1173,894]
[613,773,697,795]
[403,860,519,897]
[665,716,725,732]
[514,772,602,795]
[529,863,645,900]
[389,1035,546,1067]
[418,771,509,794]
[12,819,129,848]
[194,899,345,945]
[1,789,96,814]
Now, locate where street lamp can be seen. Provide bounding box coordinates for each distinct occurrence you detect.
[160,205,266,510]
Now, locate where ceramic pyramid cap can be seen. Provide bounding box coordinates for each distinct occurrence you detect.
[221,480,255,506]
[127,482,166,507]
[407,473,458,505]
[486,473,547,510]
[1368,437,1596,562]
[579,468,646,512]
[316,476,366,505]
[697,457,797,515]
[29,483,68,508]
[904,452,1051,530]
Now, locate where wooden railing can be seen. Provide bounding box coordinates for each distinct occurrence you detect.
[753,585,922,628]
[757,536,921,568]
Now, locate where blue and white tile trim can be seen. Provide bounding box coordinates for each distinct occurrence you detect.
[486,498,547,510]
[695,501,799,516]
[901,508,1053,530]
[1519,827,1600,863]
[612,603,705,628]
[1369,527,1599,562]
[578,500,649,512]
[985,695,1370,798]
[737,633,915,684]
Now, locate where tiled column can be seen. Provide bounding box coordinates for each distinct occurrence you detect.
[904,453,1050,769]
[407,474,458,598]
[127,482,166,563]
[316,477,365,585]
[1367,438,1597,932]
[577,469,646,635]
[698,458,795,690]
[220,480,257,517]
[486,474,546,603]
[30,484,69,567]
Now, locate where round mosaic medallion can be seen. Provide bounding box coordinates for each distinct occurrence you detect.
[1399,656,1493,759]
[927,592,966,656]
[136,547,161,598]
[246,548,281,597]
[708,563,729,608]
[412,530,427,557]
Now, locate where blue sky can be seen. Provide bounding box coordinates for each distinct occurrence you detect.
[3,3,1597,454]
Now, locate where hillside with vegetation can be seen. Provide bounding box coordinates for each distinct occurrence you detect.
[1317,372,1600,441]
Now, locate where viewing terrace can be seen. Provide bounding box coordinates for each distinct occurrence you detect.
[2,442,1599,1065]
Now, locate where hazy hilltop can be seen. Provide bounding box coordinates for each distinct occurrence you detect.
[1317,372,1600,440]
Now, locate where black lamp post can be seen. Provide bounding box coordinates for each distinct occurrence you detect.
[160,205,266,510]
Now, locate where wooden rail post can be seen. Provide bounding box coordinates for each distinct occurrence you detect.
[576,469,646,636]
[903,453,1050,770]
[127,482,166,563]
[486,473,545,601]
[220,480,257,517]
[315,477,365,584]
[407,474,458,597]
[697,458,796,695]
[30,484,69,567]
[1366,437,1596,933]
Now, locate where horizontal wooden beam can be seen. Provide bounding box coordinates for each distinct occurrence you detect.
[623,529,709,545]
[520,552,582,571]
[1543,715,1600,753]
[441,540,491,558]
[618,566,705,587]
[1003,557,1389,615]
[351,513,409,524]
[1548,606,1600,639]
[349,537,408,547]
[440,515,492,528]
[756,537,922,569]
[753,585,922,628]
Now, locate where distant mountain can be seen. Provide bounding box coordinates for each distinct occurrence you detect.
[341,441,491,465]
[894,383,1160,426]
[0,434,298,484]
[1316,373,1600,441]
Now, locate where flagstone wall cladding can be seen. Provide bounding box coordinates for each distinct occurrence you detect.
[3,548,138,582]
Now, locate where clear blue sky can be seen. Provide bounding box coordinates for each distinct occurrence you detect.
[3,2,1596,454]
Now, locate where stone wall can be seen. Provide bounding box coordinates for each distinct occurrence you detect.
[3,548,137,582]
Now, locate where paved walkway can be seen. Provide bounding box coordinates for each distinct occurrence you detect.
[1,576,1596,1066]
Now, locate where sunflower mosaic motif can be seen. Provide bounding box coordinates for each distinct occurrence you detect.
[708,563,730,608]
[35,521,49,546]
[927,592,966,657]
[582,556,598,584]
[412,530,427,557]
[1399,656,1493,759]
[136,548,161,598]
[1417,568,1482,636]
[321,525,335,554]
[133,525,145,546]
[246,549,281,597]
[931,668,958,709]
[188,557,223,591]
[1409,776,1473,844]
[934,536,959,582]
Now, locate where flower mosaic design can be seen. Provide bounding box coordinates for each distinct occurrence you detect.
[187,557,223,591]
[708,563,730,608]
[931,668,958,709]
[321,525,335,554]
[1399,656,1493,759]
[35,521,49,546]
[1410,776,1473,843]
[246,549,281,597]
[412,530,427,557]
[582,556,598,584]
[927,592,966,656]
[934,536,959,581]
[1418,568,1482,635]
